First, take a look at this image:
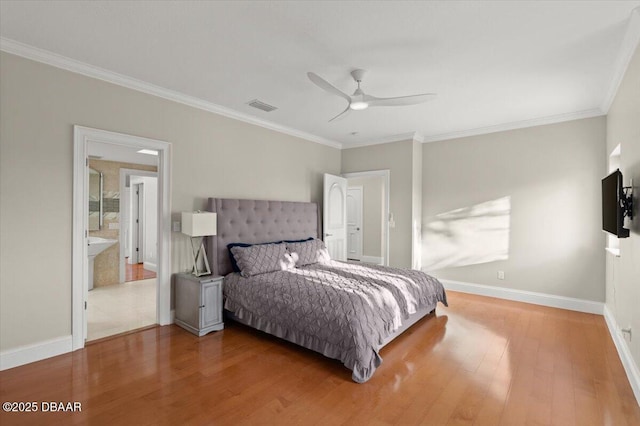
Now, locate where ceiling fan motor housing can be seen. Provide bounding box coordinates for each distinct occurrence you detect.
[351,69,367,82]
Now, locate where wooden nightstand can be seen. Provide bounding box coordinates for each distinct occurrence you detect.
[175,273,224,336]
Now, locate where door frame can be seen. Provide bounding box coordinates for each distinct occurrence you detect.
[346,185,364,260]
[72,126,172,351]
[132,182,144,265]
[119,169,158,282]
[342,170,390,266]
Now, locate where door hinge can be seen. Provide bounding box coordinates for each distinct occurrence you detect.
[136,248,139,252]
[84,301,87,310]
[86,158,89,167]
[136,219,139,223]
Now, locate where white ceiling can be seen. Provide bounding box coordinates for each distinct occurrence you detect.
[1,1,639,148]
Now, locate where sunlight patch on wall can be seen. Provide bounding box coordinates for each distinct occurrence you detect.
[423,196,511,271]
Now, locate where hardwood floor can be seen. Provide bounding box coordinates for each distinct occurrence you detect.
[125,262,156,282]
[1,291,639,425]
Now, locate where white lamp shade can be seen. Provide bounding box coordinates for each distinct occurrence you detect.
[182,212,217,237]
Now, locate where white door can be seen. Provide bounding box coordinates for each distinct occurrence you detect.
[323,173,347,261]
[346,186,363,260]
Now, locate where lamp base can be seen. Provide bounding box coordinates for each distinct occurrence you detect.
[190,237,211,277]
[192,269,210,277]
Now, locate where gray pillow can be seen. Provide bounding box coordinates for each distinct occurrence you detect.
[286,239,331,267]
[230,243,294,277]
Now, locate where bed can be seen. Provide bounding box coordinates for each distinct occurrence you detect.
[207,198,447,383]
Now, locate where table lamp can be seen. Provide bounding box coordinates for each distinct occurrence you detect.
[181,211,217,276]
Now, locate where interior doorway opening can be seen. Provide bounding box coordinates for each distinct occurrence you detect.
[343,170,390,266]
[120,169,159,283]
[73,126,171,349]
[84,147,159,341]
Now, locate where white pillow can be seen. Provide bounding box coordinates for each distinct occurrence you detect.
[286,239,331,267]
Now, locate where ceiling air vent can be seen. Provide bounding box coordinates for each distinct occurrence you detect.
[246,99,278,112]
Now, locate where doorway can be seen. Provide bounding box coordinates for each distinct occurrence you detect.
[73,126,171,350]
[343,170,390,266]
[119,169,159,283]
[85,154,158,341]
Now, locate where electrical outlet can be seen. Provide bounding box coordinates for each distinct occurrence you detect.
[497,270,505,280]
[172,221,181,232]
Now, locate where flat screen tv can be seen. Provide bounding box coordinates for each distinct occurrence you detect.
[602,169,629,238]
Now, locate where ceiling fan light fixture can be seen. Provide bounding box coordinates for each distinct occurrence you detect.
[307,69,435,121]
[350,101,369,110]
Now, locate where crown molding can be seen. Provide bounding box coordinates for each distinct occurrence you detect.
[601,7,640,113]
[0,27,628,151]
[0,37,343,150]
[338,106,604,148]
[343,132,423,149]
[420,108,605,144]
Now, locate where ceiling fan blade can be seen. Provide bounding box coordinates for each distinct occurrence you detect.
[367,93,437,107]
[308,72,352,103]
[328,105,351,122]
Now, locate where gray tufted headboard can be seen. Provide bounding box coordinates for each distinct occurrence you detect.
[207,198,320,276]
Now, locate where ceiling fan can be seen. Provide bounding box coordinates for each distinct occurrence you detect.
[307,69,436,122]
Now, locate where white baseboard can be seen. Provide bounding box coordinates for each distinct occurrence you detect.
[0,311,175,371]
[440,279,604,314]
[603,306,640,406]
[143,261,157,272]
[0,335,72,371]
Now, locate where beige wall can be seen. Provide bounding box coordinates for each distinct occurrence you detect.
[342,140,414,268]
[88,159,157,287]
[606,45,640,373]
[0,52,341,351]
[422,116,607,301]
[347,176,384,258]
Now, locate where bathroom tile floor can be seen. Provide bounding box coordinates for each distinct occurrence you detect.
[87,279,156,341]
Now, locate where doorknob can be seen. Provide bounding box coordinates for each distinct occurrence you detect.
[325,233,333,237]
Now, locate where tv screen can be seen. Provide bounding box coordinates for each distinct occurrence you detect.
[602,169,629,238]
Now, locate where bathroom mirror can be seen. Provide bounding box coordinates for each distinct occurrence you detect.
[89,167,103,230]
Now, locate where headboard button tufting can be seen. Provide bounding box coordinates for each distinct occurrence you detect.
[207,198,318,276]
